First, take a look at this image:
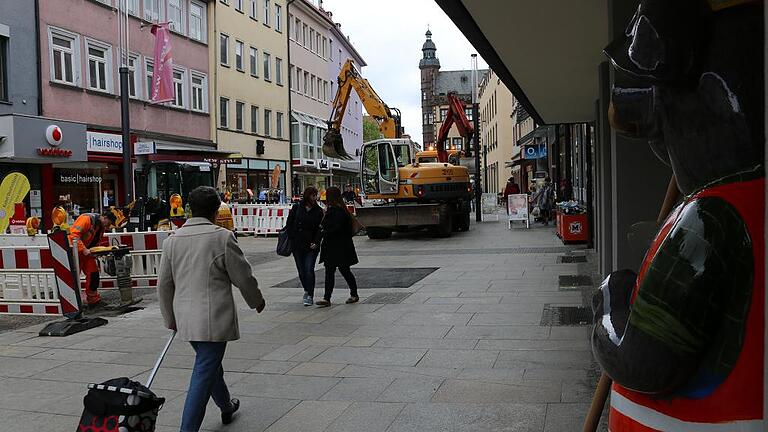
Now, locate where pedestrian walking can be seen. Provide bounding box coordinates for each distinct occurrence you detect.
[285,187,324,306]
[534,177,555,225]
[503,177,521,215]
[68,211,117,308]
[157,186,266,432]
[316,186,359,307]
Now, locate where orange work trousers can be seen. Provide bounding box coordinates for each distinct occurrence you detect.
[79,253,101,305]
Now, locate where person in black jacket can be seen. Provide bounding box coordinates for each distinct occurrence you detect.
[316,187,359,307]
[286,187,323,306]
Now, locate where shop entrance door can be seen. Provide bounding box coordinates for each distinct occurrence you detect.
[100,175,119,212]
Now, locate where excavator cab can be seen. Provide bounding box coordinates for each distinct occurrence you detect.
[360,140,412,197]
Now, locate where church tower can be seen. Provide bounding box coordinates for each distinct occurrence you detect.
[419,29,440,146]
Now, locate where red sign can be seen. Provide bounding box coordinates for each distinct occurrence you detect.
[36,148,73,157]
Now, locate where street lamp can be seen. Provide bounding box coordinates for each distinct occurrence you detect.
[471,54,481,222]
[117,0,133,205]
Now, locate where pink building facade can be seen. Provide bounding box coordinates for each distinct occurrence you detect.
[38,0,214,211]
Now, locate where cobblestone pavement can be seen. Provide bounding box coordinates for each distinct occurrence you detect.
[0,218,607,431]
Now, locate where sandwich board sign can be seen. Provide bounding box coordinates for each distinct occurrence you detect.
[507,193,530,229]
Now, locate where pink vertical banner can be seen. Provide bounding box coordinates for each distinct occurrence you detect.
[150,23,174,103]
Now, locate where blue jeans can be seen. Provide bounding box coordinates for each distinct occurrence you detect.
[293,249,318,296]
[180,342,232,432]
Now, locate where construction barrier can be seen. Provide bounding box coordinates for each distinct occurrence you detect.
[231,204,291,235]
[0,230,169,315]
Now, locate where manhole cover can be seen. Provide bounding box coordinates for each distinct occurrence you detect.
[558,255,587,263]
[540,305,593,326]
[363,292,412,304]
[559,275,593,287]
[273,267,438,289]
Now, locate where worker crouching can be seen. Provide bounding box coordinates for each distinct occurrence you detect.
[69,212,117,307]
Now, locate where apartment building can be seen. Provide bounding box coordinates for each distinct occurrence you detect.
[212,0,290,201]
[478,69,521,194]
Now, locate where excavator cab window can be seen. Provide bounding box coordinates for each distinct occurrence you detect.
[362,144,379,195]
[361,142,399,196]
[379,144,397,182]
[392,144,411,168]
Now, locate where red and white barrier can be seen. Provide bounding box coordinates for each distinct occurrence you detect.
[231,204,291,235]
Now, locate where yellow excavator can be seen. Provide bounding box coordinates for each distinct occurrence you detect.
[324,59,472,238]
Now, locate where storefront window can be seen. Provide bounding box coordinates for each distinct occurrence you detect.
[54,168,105,215]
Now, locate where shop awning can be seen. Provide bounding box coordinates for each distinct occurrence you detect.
[291,111,327,129]
[435,0,609,125]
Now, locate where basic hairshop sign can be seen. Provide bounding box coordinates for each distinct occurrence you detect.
[58,172,102,184]
[87,131,123,154]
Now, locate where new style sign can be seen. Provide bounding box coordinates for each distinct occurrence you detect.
[87,132,123,154]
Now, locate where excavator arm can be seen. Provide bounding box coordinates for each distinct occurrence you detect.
[435,92,474,163]
[323,59,401,159]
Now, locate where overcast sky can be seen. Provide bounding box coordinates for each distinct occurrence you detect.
[318,0,488,143]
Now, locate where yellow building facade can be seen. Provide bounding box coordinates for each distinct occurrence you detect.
[209,0,290,202]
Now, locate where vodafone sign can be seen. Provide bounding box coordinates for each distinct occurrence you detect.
[46,125,63,146]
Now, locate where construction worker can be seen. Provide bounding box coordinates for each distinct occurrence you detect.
[69,212,117,307]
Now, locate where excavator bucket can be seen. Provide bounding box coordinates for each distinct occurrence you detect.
[322,128,351,159]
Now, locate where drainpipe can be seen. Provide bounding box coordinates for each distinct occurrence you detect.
[213,3,220,180]
[286,0,297,197]
[34,0,42,115]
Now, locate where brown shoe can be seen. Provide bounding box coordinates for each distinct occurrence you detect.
[345,296,359,304]
[316,299,331,307]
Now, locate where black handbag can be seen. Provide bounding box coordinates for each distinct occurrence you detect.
[276,227,293,257]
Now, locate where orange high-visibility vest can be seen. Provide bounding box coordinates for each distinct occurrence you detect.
[610,178,764,431]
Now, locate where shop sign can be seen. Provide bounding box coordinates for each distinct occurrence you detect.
[1,115,87,162]
[204,157,241,164]
[524,144,547,160]
[58,172,103,184]
[569,221,583,234]
[317,159,330,170]
[134,141,156,155]
[87,131,123,154]
[37,147,73,157]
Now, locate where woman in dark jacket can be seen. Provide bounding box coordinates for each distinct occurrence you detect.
[315,187,359,307]
[286,187,324,306]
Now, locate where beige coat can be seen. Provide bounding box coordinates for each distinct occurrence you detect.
[157,218,264,342]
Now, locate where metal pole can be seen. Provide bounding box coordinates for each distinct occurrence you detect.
[471,54,481,222]
[118,1,133,205]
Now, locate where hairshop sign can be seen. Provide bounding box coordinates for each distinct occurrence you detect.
[58,172,102,184]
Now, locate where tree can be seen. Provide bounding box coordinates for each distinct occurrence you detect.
[363,117,381,142]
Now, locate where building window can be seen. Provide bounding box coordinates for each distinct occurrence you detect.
[220,97,229,128]
[322,36,327,58]
[144,58,154,99]
[288,64,294,89]
[235,101,244,130]
[303,71,308,95]
[440,108,448,121]
[324,81,329,102]
[316,33,321,56]
[309,74,315,98]
[189,1,206,42]
[250,105,259,133]
[249,0,257,19]
[275,4,282,32]
[294,17,300,41]
[302,23,308,47]
[264,109,271,136]
[127,54,140,98]
[144,0,163,22]
[126,0,139,15]
[235,40,244,71]
[191,72,207,112]
[235,0,243,12]
[171,68,185,108]
[0,36,7,102]
[168,0,185,34]
[275,58,282,85]
[219,33,229,65]
[276,112,283,138]
[263,52,271,81]
[249,47,258,76]
[309,29,315,53]
[464,107,473,121]
[86,39,112,92]
[263,0,270,26]
[49,28,79,86]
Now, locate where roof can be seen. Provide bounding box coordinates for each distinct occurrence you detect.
[434,69,489,97]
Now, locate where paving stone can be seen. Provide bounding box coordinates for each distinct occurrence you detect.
[523,368,591,381]
[287,345,329,362]
[336,365,459,380]
[445,325,551,340]
[425,296,502,304]
[312,347,427,367]
[32,361,150,384]
[245,360,299,374]
[264,400,351,432]
[0,408,81,431]
[376,377,444,402]
[495,350,594,369]
[229,373,340,400]
[387,402,546,432]
[544,403,591,432]
[373,337,477,350]
[0,378,84,410]
[562,379,599,403]
[298,336,351,346]
[343,337,379,347]
[350,324,451,339]
[456,367,526,384]
[0,345,48,358]
[474,339,591,351]
[417,349,499,369]
[326,401,405,432]
[157,394,299,431]
[320,377,393,401]
[287,362,347,377]
[432,378,562,403]
[395,312,473,326]
[0,356,68,378]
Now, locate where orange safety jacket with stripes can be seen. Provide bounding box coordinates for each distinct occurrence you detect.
[609,178,764,431]
[68,213,106,253]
